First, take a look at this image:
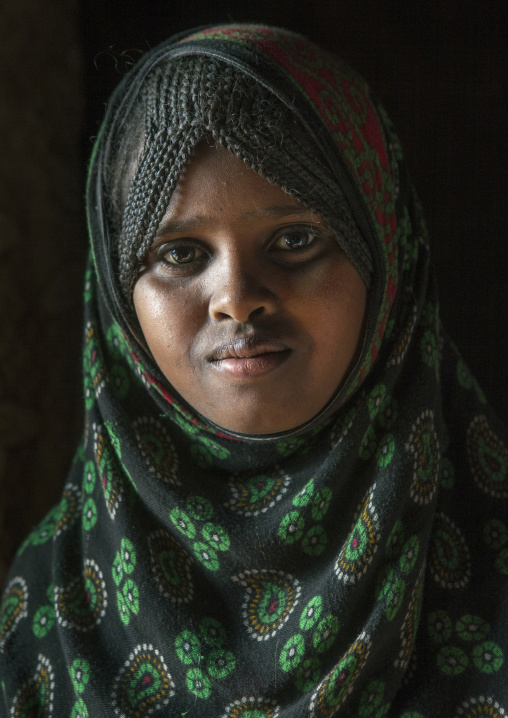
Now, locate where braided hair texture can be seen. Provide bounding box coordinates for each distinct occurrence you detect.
[106,56,372,302]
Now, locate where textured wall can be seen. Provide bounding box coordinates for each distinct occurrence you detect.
[0,0,85,588]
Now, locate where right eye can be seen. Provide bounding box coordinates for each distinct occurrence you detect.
[160,244,206,265]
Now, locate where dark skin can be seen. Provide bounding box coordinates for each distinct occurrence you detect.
[133,144,367,435]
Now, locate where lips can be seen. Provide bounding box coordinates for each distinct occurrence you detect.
[208,336,291,378]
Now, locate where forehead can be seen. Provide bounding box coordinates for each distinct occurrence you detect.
[159,143,320,232]
[163,144,318,231]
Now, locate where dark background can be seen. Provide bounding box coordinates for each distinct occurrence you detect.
[1,0,506,587]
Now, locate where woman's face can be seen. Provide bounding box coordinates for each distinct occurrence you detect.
[133,144,367,434]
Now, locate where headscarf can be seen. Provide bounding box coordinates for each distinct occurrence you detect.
[1,24,507,717]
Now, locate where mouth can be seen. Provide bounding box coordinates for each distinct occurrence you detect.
[208,336,292,379]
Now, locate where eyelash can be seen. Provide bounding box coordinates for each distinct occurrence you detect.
[154,225,323,269]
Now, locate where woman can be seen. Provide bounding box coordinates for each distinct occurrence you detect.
[1,23,507,716]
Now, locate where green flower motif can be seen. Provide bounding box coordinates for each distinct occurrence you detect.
[106,323,128,360]
[377,396,399,430]
[280,634,305,672]
[169,508,196,539]
[368,384,387,420]
[110,364,130,398]
[207,649,236,679]
[112,552,123,586]
[359,679,385,717]
[82,498,97,531]
[359,425,377,461]
[83,461,96,494]
[31,522,55,547]
[191,444,214,468]
[119,538,136,574]
[32,605,56,638]
[186,495,214,521]
[427,610,452,644]
[70,699,88,718]
[84,376,95,411]
[495,548,508,575]
[279,511,305,545]
[200,617,226,647]
[436,645,468,676]
[202,523,230,552]
[376,567,405,620]
[376,434,395,468]
[399,535,419,575]
[83,265,93,303]
[193,542,219,571]
[70,658,90,694]
[472,640,504,673]
[294,657,320,692]
[293,479,315,507]
[117,579,139,626]
[276,436,309,457]
[421,329,437,368]
[172,411,200,437]
[243,473,278,503]
[311,487,332,521]
[385,577,405,621]
[386,520,405,559]
[312,614,339,654]
[439,457,455,489]
[483,519,508,549]
[186,668,212,699]
[302,525,328,556]
[299,595,323,631]
[455,615,490,642]
[176,630,201,665]
[198,436,230,460]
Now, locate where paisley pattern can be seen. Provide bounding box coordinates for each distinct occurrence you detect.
[55,559,107,631]
[232,570,301,640]
[112,644,175,716]
[148,529,195,603]
[11,654,55,718]
[222,697,280,718]
[133,416,181,485]
[455,696,507,717]
[93,423,123,518]
[0,576,28,650]
[429,513,472,589]
[406,410,440,505]
[226,468,291,515]
[1,22,507,718]
[335,486,380,583]
[467,416,508,498]
[309,633,371,716]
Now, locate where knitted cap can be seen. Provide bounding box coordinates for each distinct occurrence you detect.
[110,55,373,299]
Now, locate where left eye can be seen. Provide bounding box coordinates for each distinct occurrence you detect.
[162,245,205,265]
[272,229,317,251]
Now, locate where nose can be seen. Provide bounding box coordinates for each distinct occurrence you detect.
[208,254,278,323]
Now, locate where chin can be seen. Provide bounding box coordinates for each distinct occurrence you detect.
[206,406,307,436]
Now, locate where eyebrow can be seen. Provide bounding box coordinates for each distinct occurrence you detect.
[155,204,316,238]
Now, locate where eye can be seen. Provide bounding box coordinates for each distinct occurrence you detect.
[270,227,320,253]
[160,244,206,265]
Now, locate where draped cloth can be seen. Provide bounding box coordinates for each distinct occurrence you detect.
[1,24,507,717]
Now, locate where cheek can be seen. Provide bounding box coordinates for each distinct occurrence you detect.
[133,277,197,373]
[312,270,367,376]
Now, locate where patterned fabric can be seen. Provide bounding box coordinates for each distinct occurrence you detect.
[1,23,507,717]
